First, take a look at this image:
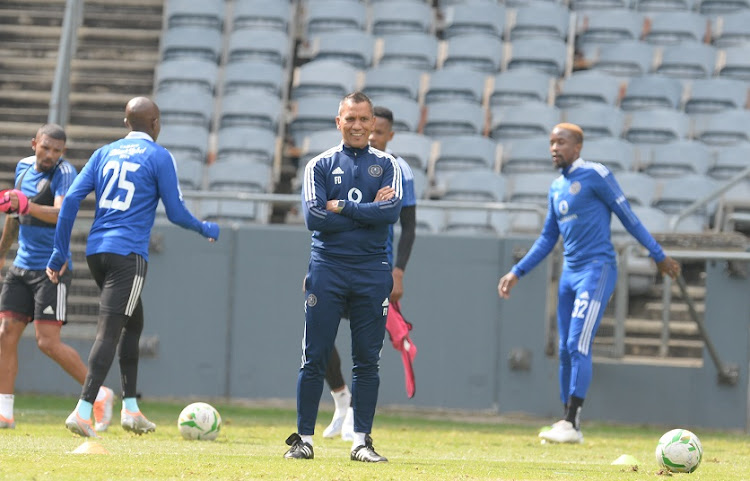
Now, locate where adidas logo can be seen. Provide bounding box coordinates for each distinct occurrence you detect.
[43,306,54,315]
[580,291,589,300]
[332,166,344,175]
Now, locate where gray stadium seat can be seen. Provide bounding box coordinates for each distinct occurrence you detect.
[223,60,285,97]
[361,66,425,101]
[232,0,291,32]
[291,59,359,99]
[500,135,552,174]
[423,101,486,138]
[708,144,750,180]
[219,91,282,132]
[622,109,690,144]
[590,41,656,78]
[636,0,695,11]
[684,77,748,114]
[510,2,571,41]
[444,209,498,235]
[570,0,634,10]
[378,32,439,71]
[620,75,684,111]
[161,26,223,63]
[654,42,717,80]
[216,126,277,165]
[489,102,560,140]
[712,10,750,48]
[155,86,213,128]
[651,174,717,228]
[201,199,270,225]
[166,0,224,30]
[642,11,709,45]
[371,1,434,35]
[157,124,209,164]
[563,103,624,139]
[208,159,273,193]
[489,69,553,106]
[692,109,750,145]
[507,172,558,206]
[415,206,446,233]
[718,44,750,81]
[696,0,750,15]
[228,29,290,66]
[555,70,624,108]
[386,131,433,172]
[615,171,657,207]
[432,135,498,180]
[441,170,507,202]
[305,0,367,35]
[442,33,504,73]
[310,30,375,69]
[506,37,568,77]
[288,95,341,146]
[575,9,644,59]
[368,94,422,132]
[425,67,488,105]
[174,158,204,191]
[155,58,218,93]
[639,141,711,177]
[582,137,636,173]
[442,2,506,39]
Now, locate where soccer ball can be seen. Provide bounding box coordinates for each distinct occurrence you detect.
[655,428,703,473]
[178,402,222,440]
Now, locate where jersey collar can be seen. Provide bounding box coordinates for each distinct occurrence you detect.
[341,142,370,157]
[125,131,154,142]
[562,157,584,175]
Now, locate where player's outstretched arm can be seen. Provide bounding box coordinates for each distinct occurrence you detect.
[498,272,519,299]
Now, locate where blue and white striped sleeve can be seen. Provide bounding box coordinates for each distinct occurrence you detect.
[339,154,402,225]
[302,156,361,233]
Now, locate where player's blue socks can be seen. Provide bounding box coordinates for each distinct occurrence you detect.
[76,399,93,420]
[123,397,139,413]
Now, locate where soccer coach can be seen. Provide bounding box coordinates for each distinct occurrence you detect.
[284,91,402,463]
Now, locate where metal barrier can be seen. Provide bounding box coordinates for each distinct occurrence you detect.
[49,0,84,126]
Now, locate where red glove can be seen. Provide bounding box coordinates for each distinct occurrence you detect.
[0,190,13,214]
[11,189,30,215]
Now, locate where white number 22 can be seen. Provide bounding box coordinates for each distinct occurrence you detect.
[99,160,140,211]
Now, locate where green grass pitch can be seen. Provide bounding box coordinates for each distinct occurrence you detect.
[0,395,748,480]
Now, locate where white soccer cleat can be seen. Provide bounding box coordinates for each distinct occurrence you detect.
[341,407,354,441]
[0,413,15,429]
[93,387,114,432]
[121,409,156,435]
[65,410,98,438]
[538,420,583,444]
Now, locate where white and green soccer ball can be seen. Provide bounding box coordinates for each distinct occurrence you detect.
[655,428,703,473]
[178,402,222,441]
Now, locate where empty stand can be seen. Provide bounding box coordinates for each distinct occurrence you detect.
[424,67,488,105]
[563,103,625,138]
[490,102,560,140]
[489,69,553,106]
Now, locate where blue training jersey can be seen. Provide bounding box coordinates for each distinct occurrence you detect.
[13,156,77,270]
[302,142,402,270]
[48,132,215,270]
[512,158,666,277]
[386,155,416,267]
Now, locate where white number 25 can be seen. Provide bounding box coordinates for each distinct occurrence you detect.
[99,160,140,211]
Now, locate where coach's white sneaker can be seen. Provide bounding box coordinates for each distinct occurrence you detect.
[538,420,583,444]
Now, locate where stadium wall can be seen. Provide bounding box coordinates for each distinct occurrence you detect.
[16,224,750,432]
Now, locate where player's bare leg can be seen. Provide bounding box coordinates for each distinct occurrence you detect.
[0,317,26,428]
[34,321,87,384]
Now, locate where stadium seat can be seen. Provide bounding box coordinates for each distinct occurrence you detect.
[174,158,204,191]
[718,43,750,81]
[387,131,433,172]
[155,58,218,93]
[555,70,624,108]
[563,103,625,139]
[507,172,558,206]
[216,126,277,166]
[622,109,690,144]
[219,91,282,132]
[582,137,636,173]
[712,10,750,48]
[232,0,292,32]
[684,77,749,114]
[442,2,506,39]
[651,174,717,228]
[424,67,488,105]
[696,0,750,15]
[590,41,656,78]
[654,42,717,80]
[444,209,498,235]
[411,167,428,199]
[423,101,486,138]
[309,30,375,69]
[636,0,695,11]
[291,59,359,100]
[165,0,224,30]
[442,33,504,73]
[157,124,209,164]
[228,29,290,66]
[500,135,553,174]
[692,109,750,145]
[441,170,507,202]
[208,159,273,193]
[570,0,634,10]
[620,75,684,111]
[368,94,422,132]
[305,0,367,36]
[504,210,546,235]
[489,102,560,140]
[431,135,498,182]
[642,11,709,45]
[371,1,434,35]
[155,86,213,128]
[161,26,223,63]
[708,144,750,180]
[223,60,285,97]
[288,95,341,146]
[378,32,439,71]
[639,141,711,177]
[510,2,571,41]
[575,9,644,59]
[361,66,425,101]
[506,37,568,77]
[415,206,446,233]
[489,68,553,107]
[201,198,270,225]
[615,171,657,207]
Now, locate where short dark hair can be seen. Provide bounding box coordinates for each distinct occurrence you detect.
[339,91,373,115]
[37,123,67,143]
[373,106,394,125]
